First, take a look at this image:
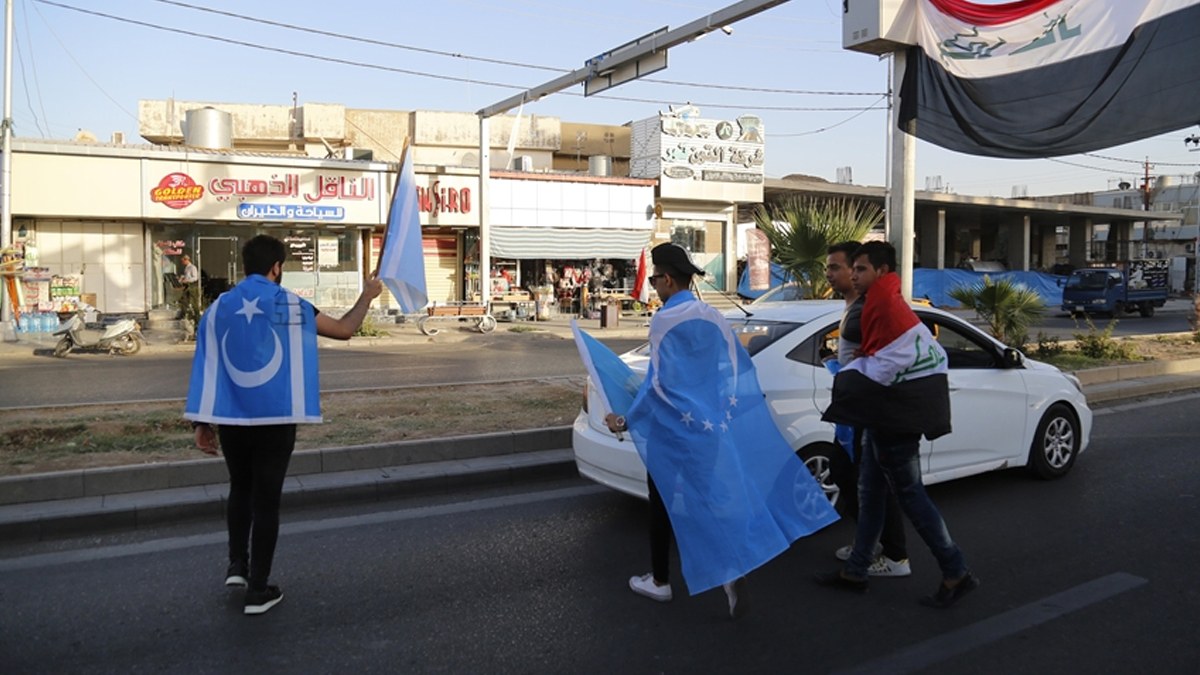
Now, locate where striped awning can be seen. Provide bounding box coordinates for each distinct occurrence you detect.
[489,227,652,260]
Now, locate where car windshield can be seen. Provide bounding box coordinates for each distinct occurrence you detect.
[628,320,803,358]
[1066,271,1107,290]
[750,283,809,305]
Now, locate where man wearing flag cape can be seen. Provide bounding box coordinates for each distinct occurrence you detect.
[589,243,839,619]
[185,235,382,615]
[814,241,979,609]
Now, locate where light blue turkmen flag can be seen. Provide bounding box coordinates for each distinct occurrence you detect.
[570,320,642,417]
[184,275,322,425]
[377,143,428,313]
[625,291,840,594]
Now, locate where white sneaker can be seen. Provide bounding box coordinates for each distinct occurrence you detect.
[835,542,883,562]
[723,577,749,619]
[629,573,672,602]
[867,556,912,578]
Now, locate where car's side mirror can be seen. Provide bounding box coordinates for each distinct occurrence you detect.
[1002,347,1025,369]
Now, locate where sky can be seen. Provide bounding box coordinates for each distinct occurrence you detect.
[9,0,1200,199]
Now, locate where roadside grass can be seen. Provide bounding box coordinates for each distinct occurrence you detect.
[0,379,583,477]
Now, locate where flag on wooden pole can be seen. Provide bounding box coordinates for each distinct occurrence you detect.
[376,141,428,312]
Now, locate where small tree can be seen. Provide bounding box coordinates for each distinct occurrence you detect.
[947,275,1045,349]
[752,197,881,298]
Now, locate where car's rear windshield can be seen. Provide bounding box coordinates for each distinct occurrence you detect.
[630,319,802,358]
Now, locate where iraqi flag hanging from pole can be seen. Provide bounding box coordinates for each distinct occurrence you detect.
[376,140,428,312]
[899,0,1200,158]
[632,247,650,305]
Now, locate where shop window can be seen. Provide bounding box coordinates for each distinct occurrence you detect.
[671,226,705,253]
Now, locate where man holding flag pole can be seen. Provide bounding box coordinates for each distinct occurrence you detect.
[186,235,382,615]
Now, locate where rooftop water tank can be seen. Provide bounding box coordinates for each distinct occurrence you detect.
[183,107,233,150]
[588,155,612,177]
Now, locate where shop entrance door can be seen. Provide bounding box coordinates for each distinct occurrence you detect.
[197,237,239,300]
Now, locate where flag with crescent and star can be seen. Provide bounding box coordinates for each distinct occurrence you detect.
[184,275,322,425]
[623,290,839,595]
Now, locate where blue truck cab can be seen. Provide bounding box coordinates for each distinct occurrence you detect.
[1061,260,1169,318]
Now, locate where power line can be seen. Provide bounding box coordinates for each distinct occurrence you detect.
[147,0,882,96]
[1082,151,1197,168]
[13,29,45,136]
[772,96,888,137]
[30,0,137,122]
[37,1,883,114]
[21,0,51,138]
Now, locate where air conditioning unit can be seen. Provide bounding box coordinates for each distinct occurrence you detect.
[111,131,126,144]
[1187,242,1196,253]
[342,147,374,161]
[512,155,533,171]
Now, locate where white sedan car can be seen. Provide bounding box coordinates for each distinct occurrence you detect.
[573,300,1091,504]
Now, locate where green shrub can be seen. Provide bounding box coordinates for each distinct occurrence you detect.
[1071,315,1139,361]
[353,314,390,338]
[1034,332,1064,358]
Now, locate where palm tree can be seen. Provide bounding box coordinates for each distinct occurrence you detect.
[751,197,881,298]
[947,275,1045,349]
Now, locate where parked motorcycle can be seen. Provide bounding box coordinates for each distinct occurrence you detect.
[52,312,147,357]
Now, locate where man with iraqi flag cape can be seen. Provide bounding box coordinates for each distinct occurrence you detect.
[185,235,381,615]
[574,243,838,619]
[815,241,979,609]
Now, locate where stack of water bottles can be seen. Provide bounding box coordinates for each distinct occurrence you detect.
[14,311,60,334]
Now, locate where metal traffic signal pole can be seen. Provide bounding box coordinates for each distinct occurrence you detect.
[1,0,12,331]
[474,0,792,303]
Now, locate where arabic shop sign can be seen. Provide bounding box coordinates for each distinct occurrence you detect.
[630,105,765,198]
[209,174,376,203]
[237,204,346,221]
[150,173,204,209]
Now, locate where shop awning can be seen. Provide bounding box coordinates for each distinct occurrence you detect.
[489,227,653,260]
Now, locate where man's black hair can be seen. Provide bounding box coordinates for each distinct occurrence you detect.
[853,240,897,272]
[656,264,692,288]
[827,240,861,259]
[242,235,287,276]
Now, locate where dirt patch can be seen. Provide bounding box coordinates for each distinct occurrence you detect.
[0,378,585,477]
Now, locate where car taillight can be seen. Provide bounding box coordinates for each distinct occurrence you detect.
[581,382,589,414]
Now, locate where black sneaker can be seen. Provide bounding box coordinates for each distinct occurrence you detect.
[244,585,284,615]
[919,571,980,609]
[813,570,869,594]
[225,561,248,588]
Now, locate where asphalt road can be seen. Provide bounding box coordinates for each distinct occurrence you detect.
[1,391,1196,674]
[0,334,648,408]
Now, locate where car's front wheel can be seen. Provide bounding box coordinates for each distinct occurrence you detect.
[797,442,847,508]
[1028,403,1079,480]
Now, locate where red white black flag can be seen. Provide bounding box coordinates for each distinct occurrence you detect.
[900,0,1200,158]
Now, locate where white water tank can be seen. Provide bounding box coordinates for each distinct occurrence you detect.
[183,107,233,150]
[588,155,613,177]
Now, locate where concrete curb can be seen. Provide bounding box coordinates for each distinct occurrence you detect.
[0,426,571,507]
[0,449,576,544]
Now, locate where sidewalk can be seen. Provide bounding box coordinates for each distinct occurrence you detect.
[2,356,1199,544]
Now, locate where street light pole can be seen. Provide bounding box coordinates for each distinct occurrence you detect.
[1,0,13,330]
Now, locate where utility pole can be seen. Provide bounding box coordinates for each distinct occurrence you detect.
[1,0,13,333]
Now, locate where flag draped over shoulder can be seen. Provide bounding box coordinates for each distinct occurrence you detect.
[900,0,1200,158]
[378,146,428,313]
[570,320,642,417]
[822,273,951,439]
[624,291,839,595]
[185,275,321,425]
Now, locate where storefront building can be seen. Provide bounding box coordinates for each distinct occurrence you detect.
[7,139,397,317]
[630,105,765,293]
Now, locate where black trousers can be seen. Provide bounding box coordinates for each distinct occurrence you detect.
[835,428,908,561]
[218,424,297,591]
[648,478,674,585]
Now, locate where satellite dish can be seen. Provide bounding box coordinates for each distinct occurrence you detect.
[1118,181,1131,190]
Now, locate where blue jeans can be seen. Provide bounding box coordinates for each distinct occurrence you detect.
[846,429,968,581]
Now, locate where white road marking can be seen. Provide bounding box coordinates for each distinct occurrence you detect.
[829,573,1148,675]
